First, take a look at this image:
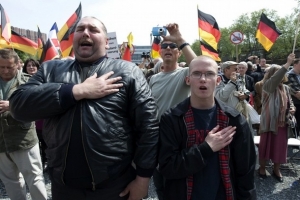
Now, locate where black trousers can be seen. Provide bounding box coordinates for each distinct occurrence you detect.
[50,166,135,200]
[153,168,165,200]
[294,104,300,137]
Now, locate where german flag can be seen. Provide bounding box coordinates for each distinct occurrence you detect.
[151,36,161,59]
[40,38,59,63]
[200,41,221,61]
[57,3,82,58]
[0,4,11,42]
[37,26,44,59]
[198,8,220,51]
[256,13,282,51]
[0,27,37,55]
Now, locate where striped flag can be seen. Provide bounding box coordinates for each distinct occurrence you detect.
[0,4,11,42]
[57,3,82,58]
[48,22,61,54]
[198,8,220,51]
[0,28,37,55]
[37,26,45,59]
[200,41,221,61]
[255,13,282,51]
[151,37,161,59]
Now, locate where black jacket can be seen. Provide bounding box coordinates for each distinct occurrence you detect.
[10,57,159,186]
[158,98,256,200]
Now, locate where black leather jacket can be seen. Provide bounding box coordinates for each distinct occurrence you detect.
[10,57,159,186]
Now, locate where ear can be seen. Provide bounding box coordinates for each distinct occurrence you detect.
[105,38,109,49]
[178,50,182,57]
[216,75,222,85]
[185,76,190,85]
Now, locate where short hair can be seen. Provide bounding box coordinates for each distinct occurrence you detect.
[0,49,19,64]
[80,16,108,36]
[23,58,40,74]
[293,59,300,65]
[263,64,288,83]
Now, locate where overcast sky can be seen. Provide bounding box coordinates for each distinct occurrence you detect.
[1,0,298,45]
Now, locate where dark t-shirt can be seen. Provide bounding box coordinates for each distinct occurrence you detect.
[191,105,226,200]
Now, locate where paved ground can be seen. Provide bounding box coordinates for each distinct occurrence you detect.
[1,146,300,200]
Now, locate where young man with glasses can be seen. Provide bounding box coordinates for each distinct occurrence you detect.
[149,23,197,200]
[158,56,256,200]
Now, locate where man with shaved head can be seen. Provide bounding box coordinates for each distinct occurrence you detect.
[10,16,159,200]
[158,56,256,200]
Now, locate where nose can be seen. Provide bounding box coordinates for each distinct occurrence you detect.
[82,28,90,37]
[199,73,206,80]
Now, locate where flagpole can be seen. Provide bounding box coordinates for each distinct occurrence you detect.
[292,13,300,54]
[197,5,203,56]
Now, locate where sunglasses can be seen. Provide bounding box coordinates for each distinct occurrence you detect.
[161,43,178,49]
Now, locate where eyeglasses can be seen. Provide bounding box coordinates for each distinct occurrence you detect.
[190,71,217,79]
[161,43,178,49]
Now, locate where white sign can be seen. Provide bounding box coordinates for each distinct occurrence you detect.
[230,31,244,44]
[106,32,120,59]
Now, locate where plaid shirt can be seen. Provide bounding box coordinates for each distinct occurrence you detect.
[287,71,300,104]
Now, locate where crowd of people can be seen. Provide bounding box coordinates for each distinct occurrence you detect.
[0,15,299,200]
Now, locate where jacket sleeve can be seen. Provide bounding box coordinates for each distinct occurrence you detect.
[9,63,76,122]
[215,80,237,102]
[128,66,159,177]
[158,113,214,179]
[263,67,287,93]
[230,115,257,199]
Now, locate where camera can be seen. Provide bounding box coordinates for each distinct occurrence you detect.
[152,27,167,36]
[141,52,150,59]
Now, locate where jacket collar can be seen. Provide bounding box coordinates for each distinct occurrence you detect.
[171,97,240,117]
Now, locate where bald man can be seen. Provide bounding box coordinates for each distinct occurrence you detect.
[158,55,256,200]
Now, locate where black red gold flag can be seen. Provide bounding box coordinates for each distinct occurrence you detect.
[151,37,161,59]
[256,13,282,51]
[0,4,11,42]
[200,41,221,61]
[198,8,221,51]
[57,3,82,57]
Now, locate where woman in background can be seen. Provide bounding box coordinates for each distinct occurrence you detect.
[258,54,295,182]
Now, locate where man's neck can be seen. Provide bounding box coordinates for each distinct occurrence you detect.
[190,96,215,110]
[162,61,178,72]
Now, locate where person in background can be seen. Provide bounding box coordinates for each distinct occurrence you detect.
[258,54,295,182]
[0,49,47,200]
[287,58,300,136]
[23,58,40,75]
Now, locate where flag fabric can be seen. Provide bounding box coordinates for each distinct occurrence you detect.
[0,4,11,42]
[39,38,59,63]
[256,13,282,51]
[151,36,161,59]
[200,41,221,61]
[122,33,134,61]
[57,3,82,58]
[48,22,61,54]
[198,8,221,51]
[0,27,37,55]
[37,26,45,59]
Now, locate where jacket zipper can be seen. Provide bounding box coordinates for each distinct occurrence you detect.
[80,64,96,190]
[80,101,96,191]
[61,107,76,185]
[183,116,190,200]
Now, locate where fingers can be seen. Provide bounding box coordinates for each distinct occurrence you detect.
[119,187,129,197]
[208,125,220,134]
[99,71,114,79]
[105,76,122,84]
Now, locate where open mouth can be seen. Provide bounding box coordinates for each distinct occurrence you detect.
[199,86,207,90]
[80,41,93,47]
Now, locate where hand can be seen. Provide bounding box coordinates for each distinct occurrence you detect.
[72,72,123,100]
[162,23,185,45]
[295,91,300,100]
[119,176,150,200]
[238,94,248,101]
[205,125,236,152]
[286,53,295,66]
[0,100,9,113]
[230,72,237,82]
